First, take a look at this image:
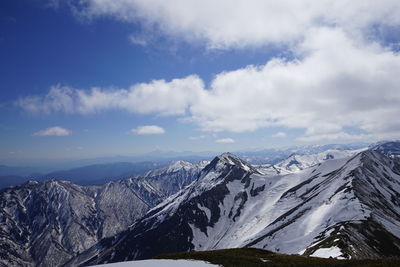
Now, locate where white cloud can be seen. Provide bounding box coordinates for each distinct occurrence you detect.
[188,28,400,141]
[272,132,287,138]
[215,138,235,144]
[17,75,204,116]
[65,0,400,49]
[33,126,71,137]
[131,125,165,135]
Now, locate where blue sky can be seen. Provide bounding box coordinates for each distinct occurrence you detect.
[1,0,400,164]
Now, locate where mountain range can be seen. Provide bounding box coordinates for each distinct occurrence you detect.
[0,161,207,266]
[1,141,400,266]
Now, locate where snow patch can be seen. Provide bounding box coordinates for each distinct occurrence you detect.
[92,259,219,267]
[310,246,344,259]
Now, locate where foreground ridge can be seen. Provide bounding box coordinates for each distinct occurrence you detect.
[156,248,400,267]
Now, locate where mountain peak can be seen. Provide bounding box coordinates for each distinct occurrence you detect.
[201,153,238,170]
[217,152,240,162]
[213,152,256,172]
[166,160,195,172]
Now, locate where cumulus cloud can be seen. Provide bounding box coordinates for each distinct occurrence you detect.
[17,76,204,116]
[272,132,287,138]
[61,0,400,49]
[188,28,400,141]
[215,138,235,144]
[131,125,165,135]
[33,126,71,136]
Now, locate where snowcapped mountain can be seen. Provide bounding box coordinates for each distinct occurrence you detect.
[71,145,400,266]
[238,143,367,164]
[0,160,204,267]
[2,142,400,266]
[271,148,366,173]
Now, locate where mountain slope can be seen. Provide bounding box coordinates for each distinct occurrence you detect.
[73,149,400,265]
[246,150,400,259]
[0,160,204,267]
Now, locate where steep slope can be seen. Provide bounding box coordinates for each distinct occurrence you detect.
[74,149,400,265]
[66,153,259,265]
[246,150,400,259]
[0,160,204,267]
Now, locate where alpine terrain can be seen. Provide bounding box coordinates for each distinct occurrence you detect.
[0,160,207,267]
[67,142,400,266]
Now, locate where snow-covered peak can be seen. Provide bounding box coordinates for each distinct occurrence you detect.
[218,152,238,160]
[210,152,255,172]
[166,160,195,172]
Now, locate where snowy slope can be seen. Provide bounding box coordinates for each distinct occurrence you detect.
[73,146,400,265]
[246,150,400,259]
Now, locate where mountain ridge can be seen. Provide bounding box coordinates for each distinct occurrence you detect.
[2,142,400,266]
[73,146,400,265]
[0,160,205,267]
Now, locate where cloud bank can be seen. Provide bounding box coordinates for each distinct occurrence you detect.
[62,0,400,49]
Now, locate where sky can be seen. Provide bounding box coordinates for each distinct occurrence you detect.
[1,0,400,164]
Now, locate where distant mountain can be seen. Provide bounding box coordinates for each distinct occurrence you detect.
[41,161,167,185]
[271,148,365,173]
[0,161,169,189]
[238,143,368,164]
[0,165,40,177]
[71,143,400,265]
[0,175,33,189]
[371,140,400,159]
[0,160,205,267]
